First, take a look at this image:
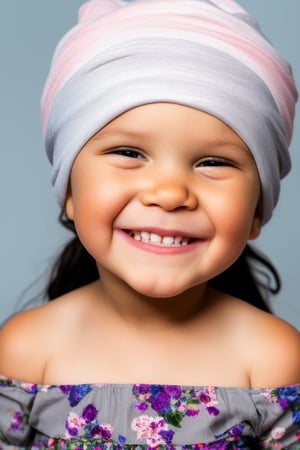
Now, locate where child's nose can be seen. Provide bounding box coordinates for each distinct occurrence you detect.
[140,178,198,211]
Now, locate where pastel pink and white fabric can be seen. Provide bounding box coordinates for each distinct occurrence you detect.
[41,0,298,224]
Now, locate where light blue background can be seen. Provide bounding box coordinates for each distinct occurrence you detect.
[1,1,299,329]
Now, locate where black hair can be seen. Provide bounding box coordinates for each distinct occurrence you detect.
[46,211,279,313]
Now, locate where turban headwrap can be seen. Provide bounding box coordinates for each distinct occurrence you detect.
[41,0,298,225]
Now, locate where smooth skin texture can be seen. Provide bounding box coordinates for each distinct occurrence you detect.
[0,104,299,387]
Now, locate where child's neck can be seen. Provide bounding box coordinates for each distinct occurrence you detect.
[92,270,209,330]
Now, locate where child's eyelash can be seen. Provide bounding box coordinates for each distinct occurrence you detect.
[106,149,237,167]
[109,147,145,160]
[196,157,237,168]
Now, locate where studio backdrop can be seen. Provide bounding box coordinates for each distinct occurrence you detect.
[0,0,299,329]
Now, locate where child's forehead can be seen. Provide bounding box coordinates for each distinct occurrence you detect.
[99,103,246,143]
[92,103,247,145]
[42,0,297,226]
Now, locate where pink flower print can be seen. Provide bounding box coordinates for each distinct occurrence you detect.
[45,438,57,449]
[133,385,153,412]
[20,383,38,394]
[198,392,210,404]
[131,414,174,447]
[176,402,186,412]
[199,387,218,406]
[197,387,220,416]
[65,412,86,438]
[271,427,286,440]
[40,385,51,392]
[261,389,277,404]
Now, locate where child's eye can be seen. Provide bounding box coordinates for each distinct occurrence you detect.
[196,157,236,168]
[109,147,145,160]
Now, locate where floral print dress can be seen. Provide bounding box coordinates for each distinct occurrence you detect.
[0,377,299,449]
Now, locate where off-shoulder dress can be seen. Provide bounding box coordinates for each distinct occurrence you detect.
[0,377,299,449]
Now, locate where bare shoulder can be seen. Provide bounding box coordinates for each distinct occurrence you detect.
[0,288,90,383]
[207,292,300,387]
[0,305,51,383]
[240,302,300,388]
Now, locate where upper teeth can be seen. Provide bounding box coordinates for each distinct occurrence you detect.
[129,231,190,246]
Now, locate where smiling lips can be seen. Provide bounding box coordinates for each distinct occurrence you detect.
[126,230,195,247]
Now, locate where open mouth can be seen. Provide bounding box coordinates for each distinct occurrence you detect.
[125,230,196,247]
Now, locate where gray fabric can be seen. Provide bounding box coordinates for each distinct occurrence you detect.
[0,380,299,448]
[45,39,288,225]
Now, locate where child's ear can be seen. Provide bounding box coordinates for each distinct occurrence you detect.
[65,185,74,220]
[248,199,262,240]
[248,216,261,240]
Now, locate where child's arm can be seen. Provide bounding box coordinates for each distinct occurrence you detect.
[248,312,300,388]
[0,308,48,383]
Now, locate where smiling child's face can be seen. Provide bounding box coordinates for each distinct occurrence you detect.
[66,103,261,299]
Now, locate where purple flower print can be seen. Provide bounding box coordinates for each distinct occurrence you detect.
[165,385,182,399]
[10,412,22,430]
[65,424,78,437]
[133,384,151,396]
[229,423,244,436]
[150,392,171,414]
[199,392,211,404]
[265,386,300,426]
[10,412,28,433]
[82,404,98,423]
[206,406,220,416]
[159,429,175,443]
[60,385,73,395]
[68,384,93,407]
[60,384,93,406]
[186,409,200,417]
[133,384,153,412]
[20,383,38,394]
[0,377,9,387]
[99,425,113,440]
[65,407,113,442]
[90,425,102,437]
[65,412,86,437]
[133,384,222,429]
[278,398,289,410]
[135,401,148,412]
[90,424,113,440]
[206,439,229,449]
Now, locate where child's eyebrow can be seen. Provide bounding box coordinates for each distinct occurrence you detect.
[92,130,251,161]
[93,127,142,141]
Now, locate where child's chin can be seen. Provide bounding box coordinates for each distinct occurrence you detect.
[130,280,191,300]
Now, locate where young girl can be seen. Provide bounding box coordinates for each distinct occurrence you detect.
[0,0,299,448]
